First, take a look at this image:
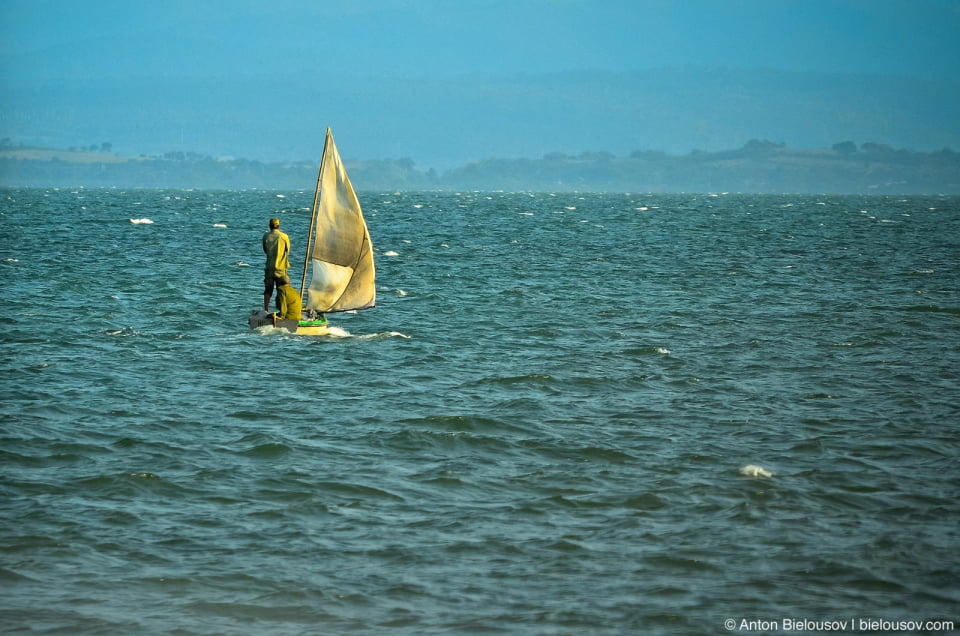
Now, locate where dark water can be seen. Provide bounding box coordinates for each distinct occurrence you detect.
[1,189,958,635]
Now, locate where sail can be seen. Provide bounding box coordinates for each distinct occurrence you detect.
[303,129,376,313]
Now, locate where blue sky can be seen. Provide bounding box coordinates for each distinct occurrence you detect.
[5,0,959,80]
[2,0,959,164]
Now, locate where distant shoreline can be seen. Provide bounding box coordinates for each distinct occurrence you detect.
[2,141,959,194]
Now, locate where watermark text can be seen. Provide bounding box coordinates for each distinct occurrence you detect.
[724,617,955,632]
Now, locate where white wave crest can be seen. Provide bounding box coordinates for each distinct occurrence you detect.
[356,331,410,340]
[739,465,773,478]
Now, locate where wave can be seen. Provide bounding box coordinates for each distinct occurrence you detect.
[738,465,774,478]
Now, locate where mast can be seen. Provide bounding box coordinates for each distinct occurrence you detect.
[300,128,332,300]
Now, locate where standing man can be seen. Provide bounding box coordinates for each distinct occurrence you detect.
[262,217,291,311]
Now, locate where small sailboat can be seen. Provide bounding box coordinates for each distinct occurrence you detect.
[249,128,375,335]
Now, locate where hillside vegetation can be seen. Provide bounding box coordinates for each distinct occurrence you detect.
[2,139,958,194]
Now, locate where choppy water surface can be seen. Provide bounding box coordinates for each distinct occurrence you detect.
[1,189,958,634]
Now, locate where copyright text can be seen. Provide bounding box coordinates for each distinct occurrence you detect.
[724,618,955,632]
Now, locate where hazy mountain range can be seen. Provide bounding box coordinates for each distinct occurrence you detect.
[2,67,958,170]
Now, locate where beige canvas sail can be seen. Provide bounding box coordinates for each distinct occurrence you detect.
[302,129,376,312]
